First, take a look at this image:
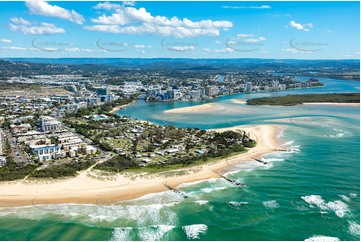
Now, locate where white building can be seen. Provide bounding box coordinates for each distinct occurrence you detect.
[39,116,61,132]
[31,144,65,162]
[272,80,279,90]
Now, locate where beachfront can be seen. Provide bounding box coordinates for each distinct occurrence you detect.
[0,124,283,207]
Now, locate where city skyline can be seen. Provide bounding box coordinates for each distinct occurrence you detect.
[0,1,359,59]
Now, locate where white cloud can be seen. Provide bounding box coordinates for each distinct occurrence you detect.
[282,48,311,54]
[134,44,151,49]
[223,5,271,9]
[244,37,267,43]
[85,24,226,38]
[93,2,122,11]
[289,20,313,32]
[232,34,266,42]
[85,6,232,38]
[9,19,65,35]
[25,0,84,24]
[215,40,222,44]
[122,1,135,6]
[2,46,27,51]
[203,47,234,53]
[65,48,93,53]
[10,17,31,26]
[0,39,12,44]
[236,34,254,38]
[270,14,291,18]
[171,46,195,51]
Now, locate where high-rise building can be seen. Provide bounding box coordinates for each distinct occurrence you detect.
[200,88,206,98]
[97,87,110,96]
[272,80,279,90]
[167,89,175,100]
[205,86,218,97]
[39,116,61,132]
[246,82,252,92]
[189,90,201,100]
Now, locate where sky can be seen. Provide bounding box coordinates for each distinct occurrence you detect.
[0,1,359,59]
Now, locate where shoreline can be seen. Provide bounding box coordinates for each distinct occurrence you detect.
[0,124,284,208]
[230,99,247,104]
[302,102,360,106]
[109,100,136,113]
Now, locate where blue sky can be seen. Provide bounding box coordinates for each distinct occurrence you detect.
[0,1,359,59]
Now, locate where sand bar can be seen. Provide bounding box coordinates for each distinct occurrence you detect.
[0,124,283,207]
[230,99,247,104]
[164,103,221,114]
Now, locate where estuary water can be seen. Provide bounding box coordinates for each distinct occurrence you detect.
[0,77,359,241]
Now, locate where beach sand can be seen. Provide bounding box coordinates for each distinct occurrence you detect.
[230,99,247,104]
[164,103,221,114]
[0,124,283,207]
[109,100,136,113]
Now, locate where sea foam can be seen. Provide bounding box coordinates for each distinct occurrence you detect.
[304,235,340,241]
[138,225,175,241]
[182,224,208,239]
[263,200,279,209]
[348,221,360,237]
[338,195,351,203]
[301,195,350,218]
[111,227,133,241]
[194,200,208,205]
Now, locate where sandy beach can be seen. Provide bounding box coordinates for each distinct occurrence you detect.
[0,124,284,208]
[164,103,222,114]
[109,100,136,113]
[230,99,247,104]
[303,102,360,106]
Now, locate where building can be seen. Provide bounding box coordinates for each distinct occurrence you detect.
[10,123,32,134]
[0,156,6,167]
[88,97,99,106]
[97,87,110,96]
[166,89,175,100]
[205,86,219,97]
[272,80,279,90]
[99,95,113,103]
[245,82,252,92]
[189,90,201,100]
[86,145,97,155]
[50,95,73,102]
[60,103,78,112]
[30,144,64,162]
[199,88,206,98]
[39,116,61,132]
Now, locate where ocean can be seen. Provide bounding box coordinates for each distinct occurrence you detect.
[0,77,359,241]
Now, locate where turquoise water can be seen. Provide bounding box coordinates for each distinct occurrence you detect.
[0,77,359,241]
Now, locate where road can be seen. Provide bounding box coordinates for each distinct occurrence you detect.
[0,128,5,155]
[1,129,29,164]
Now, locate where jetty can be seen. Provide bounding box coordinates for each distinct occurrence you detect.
[214,172,246,187]
[253,157,268,165]
[163,183,188,199]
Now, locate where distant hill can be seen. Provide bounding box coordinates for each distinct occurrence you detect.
[0,58,359,80]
